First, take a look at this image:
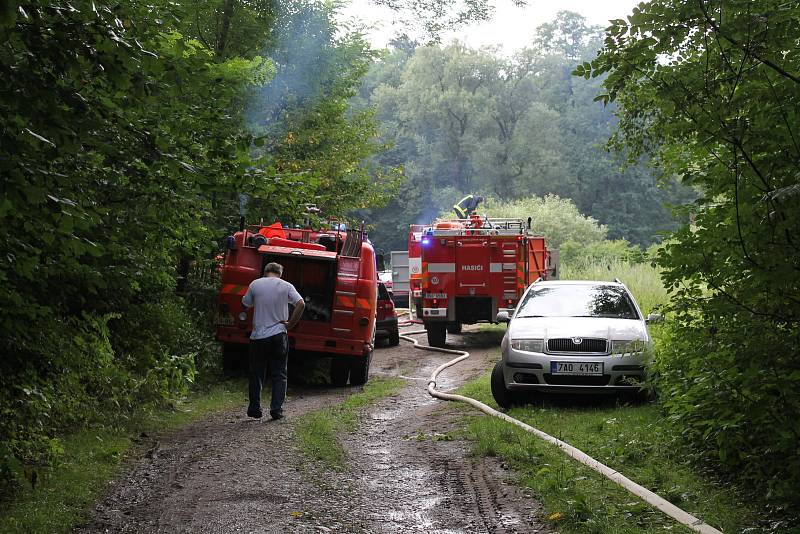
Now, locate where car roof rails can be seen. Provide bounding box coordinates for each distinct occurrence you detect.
[613,277,622,284]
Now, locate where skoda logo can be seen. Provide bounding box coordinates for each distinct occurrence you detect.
[572,337,583,345]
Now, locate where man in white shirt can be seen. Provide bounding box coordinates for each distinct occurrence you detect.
[241,262,305,420]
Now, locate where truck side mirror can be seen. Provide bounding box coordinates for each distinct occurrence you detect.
[496,310,511,323]
[376,253,386,272]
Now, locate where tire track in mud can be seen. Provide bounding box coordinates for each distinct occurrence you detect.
[344,327,552,533]
[77,326,552,533]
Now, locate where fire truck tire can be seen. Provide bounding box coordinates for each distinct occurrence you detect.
[491,360,518,409]
[330,357,350,387]
[350,349,372,386]
[222,343,247,375]
[414,299,423,320]
[426,323,447,348]
[446,322,462,335]
[387,330,400,346]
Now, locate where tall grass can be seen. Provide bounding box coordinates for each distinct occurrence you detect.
[559,259,667,315]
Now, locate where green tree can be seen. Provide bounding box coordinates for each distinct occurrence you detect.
[586,0,800,515]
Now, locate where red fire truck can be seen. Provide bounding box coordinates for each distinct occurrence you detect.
[420,215,553,347]
[215,221,378,386]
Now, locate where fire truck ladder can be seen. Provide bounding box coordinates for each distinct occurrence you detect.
[501,241,519,302]
[340,229,363,258]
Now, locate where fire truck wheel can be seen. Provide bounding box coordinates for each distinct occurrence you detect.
[387,330,400,346]
[330,357,350,387]
[426,323,447,348]
[491,360,518,409]
[349,349,372,386]
[222,343,247,375]
[446,322,462,335]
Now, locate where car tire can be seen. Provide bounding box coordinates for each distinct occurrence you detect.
[349,348,372,386]
[330,357,350,386]
[446,322,462,334]
[491,360,517,409]
[426,322,447,347]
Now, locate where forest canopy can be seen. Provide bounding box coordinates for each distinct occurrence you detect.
[353,12,694,253]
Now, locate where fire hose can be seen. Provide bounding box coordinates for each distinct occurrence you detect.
[399,328,723,534]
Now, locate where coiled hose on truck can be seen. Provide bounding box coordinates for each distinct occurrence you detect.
[399,328,723,534]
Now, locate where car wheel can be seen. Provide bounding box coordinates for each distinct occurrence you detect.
[330,357,350,386]
[491,360,517,409]
[446,322,462,334]
[426,322,447,347]
[349,348,372,386]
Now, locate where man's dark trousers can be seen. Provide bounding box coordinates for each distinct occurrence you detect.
[248,332,288,418]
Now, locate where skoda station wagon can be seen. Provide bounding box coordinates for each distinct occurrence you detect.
[492,280,659,407]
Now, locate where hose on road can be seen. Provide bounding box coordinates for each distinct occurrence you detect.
[400,328,723,534]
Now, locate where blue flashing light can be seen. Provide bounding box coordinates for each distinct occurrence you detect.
[421,237,431,246]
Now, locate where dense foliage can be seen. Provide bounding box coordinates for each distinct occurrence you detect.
[588,0,800,520]
[354,12,694,253]
[0,0,387,497]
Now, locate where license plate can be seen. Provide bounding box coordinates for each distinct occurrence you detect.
[215,314,234,326]
[550,361,603,376]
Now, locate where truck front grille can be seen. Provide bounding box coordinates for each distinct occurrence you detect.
[547,338,607,353]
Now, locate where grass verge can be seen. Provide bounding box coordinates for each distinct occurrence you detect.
[0,380,244,534]
[456,372,763,533]
[296,378,406,470]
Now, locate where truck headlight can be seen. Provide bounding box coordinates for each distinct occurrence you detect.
[510,339,543,353]
[238,312,248,321]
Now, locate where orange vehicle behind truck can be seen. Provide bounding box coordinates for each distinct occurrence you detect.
[419,215,555,347]
[216,221,377,385]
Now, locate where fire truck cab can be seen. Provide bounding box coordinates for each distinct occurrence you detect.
[216,222,378,386]
[420,215,551,347]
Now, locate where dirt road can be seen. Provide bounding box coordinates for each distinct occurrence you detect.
[78,326,552,533]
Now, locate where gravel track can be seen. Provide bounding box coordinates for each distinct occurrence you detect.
[77,325,553,533]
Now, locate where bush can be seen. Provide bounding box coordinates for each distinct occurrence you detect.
[0,298,207,499]
[481,194,607,249]
[560,238,645,267]
[652,317,800,517]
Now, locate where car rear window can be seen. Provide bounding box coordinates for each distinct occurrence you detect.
[516,284,640,319]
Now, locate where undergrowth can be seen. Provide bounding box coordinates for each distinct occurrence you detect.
[0,380,243,534]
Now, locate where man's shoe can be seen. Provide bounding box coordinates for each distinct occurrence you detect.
[247,408,263,419]
[270,411,284,420]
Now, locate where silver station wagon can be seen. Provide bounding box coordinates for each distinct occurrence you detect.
[492,280,658,407]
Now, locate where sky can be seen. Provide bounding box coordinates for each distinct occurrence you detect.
[338,0,641,53]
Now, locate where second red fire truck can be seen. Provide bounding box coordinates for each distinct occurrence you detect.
[215,220,378,385]
[418,215,555,347]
